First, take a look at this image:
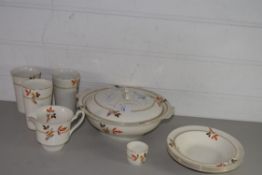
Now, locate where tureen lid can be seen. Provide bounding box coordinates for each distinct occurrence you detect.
[78,86,169,124]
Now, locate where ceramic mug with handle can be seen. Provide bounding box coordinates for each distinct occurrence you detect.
[28,105,85,152]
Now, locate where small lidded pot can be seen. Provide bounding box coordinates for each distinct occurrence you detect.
[127,141,149,165]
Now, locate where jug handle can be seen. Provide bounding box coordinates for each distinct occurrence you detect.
[27,116,37,123]
[70,110,85,135]
[162,106,175,120]
[27,112,37,126]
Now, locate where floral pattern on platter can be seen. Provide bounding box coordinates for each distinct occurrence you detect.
[71,79,79,87]
[24,89,40,104]
[99,123,123,135]
[130,153,147,163]
[42,124,69,140]
[168,138,176,148]
[216,158,238,167]
[206,128,219,141]
[107,110,121,118]
[155,96,167,106]
[46,106,56,122]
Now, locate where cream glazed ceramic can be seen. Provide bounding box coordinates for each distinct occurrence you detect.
[52,68,80,113]
[22,79,53,130]
[167,125,245,173]
[11,66,41,113]
[127,141,149,166]
[77,85,174,139]
[28,105,85,152]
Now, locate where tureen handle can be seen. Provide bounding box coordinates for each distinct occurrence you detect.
[162,106,175,120]
[70,110,85,135]
[123,87,130,100]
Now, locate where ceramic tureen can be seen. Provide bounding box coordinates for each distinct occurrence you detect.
[77,85,174,139]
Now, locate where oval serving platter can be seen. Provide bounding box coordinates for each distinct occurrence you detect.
[167,125,244,173]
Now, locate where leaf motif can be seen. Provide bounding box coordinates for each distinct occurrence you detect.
[29,75,36,79]
[217,163,225,167]
[51,113,56,119]
[107,110,121,118]
[43,125,49,130]
[32,94,37,104]
[131,154,138,161]
[169,139,176,147]
[112,128,123,135]
[114,112,121,118]
[46,106,55,113]
[144,153,147,158]
[102,128,110,134]
[46,113,56,122]
[57,125,68,135]
[211,134,219,140]
[100,123,106,128]
[231,158,238,164]
[45,130,54,140]
[140,155,145,162]
[206,128,219,140]
[155,96,166,106]
[209,128,215,134]
[71,79,79,86]
[35,92,40,98]
[25,89,31,96]
[107,111,112,116]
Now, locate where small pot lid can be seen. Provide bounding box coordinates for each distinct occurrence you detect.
[78,86,169,124]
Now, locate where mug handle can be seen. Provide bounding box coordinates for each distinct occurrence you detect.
[70,110,85,135]
[27,111,38,130]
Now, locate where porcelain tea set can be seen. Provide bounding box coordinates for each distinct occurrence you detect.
[11,65,245,173]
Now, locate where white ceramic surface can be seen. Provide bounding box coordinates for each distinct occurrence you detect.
[52,68,80,113]
[167,125,245,173]
[11,66,41,113]
[22,79,53,130]
[127,141,149,166]
[28,105,85,152]
[77,86,174,139]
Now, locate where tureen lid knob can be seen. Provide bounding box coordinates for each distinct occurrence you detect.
[123,87,129,100]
